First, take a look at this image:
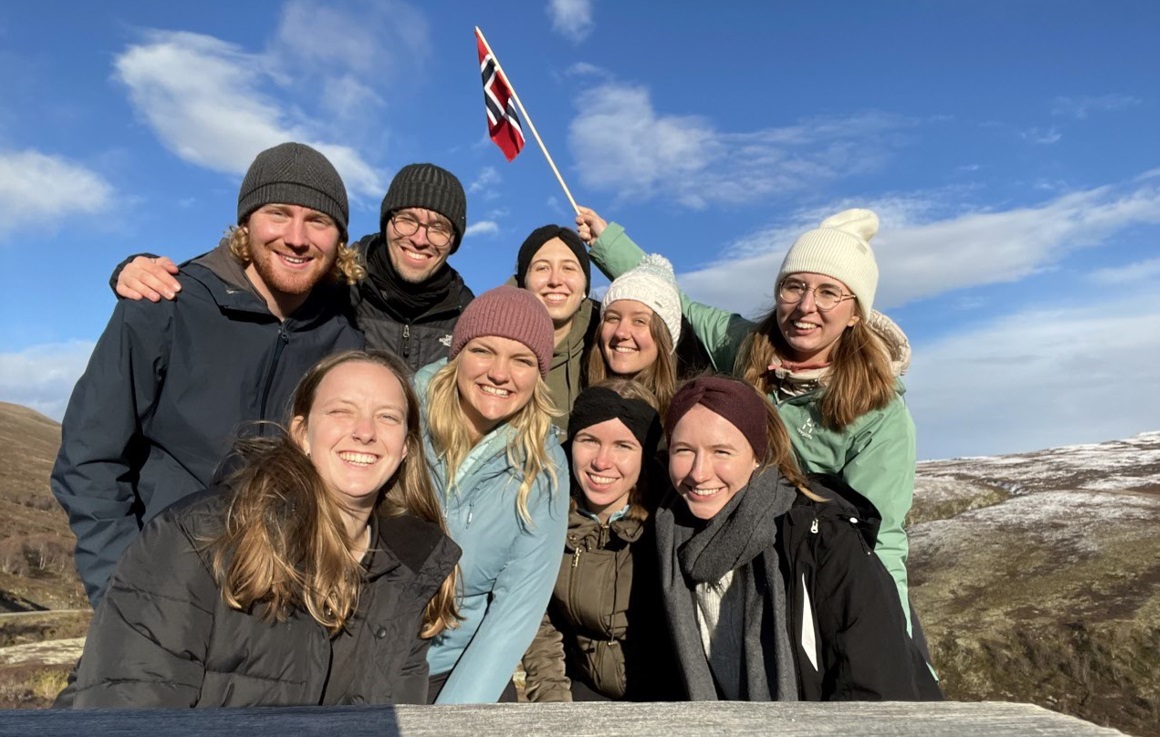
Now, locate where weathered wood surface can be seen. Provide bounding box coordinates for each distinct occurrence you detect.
[0,701,1129,737]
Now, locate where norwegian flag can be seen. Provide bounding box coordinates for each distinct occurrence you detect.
[476,29,525,162]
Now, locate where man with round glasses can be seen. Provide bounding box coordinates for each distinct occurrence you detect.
[352,163,473,370]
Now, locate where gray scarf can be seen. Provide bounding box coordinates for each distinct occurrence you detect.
[655,470,799,701]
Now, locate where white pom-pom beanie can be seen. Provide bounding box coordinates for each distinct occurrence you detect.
[777,208,879,319]
[601,253,682,350]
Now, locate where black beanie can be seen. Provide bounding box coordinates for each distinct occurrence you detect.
[237,142,349,238]
[515,225,591,293]
[380,163,468,253]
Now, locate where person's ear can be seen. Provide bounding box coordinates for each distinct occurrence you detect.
[291,415,310,456]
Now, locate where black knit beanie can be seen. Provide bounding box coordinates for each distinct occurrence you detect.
[237,142,349,238]
[380,163,468,253]
[514,225,591,293]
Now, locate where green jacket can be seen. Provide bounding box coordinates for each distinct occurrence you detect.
[590,223,917,631]
[522,504,679,702]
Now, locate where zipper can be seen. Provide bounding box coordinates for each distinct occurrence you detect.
[258,325,290,427]
[810,517,819,534]
[571,547,583,569]
[402,323,411,358]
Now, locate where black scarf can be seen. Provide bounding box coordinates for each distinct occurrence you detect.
[367,234,457,316]
[655,470,799,701]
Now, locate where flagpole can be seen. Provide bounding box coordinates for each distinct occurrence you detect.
[476,26,579,215]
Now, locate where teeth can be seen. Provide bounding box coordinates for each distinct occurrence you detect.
[405,251,430,262]
[792,321,817,330]
[686,487,722,497]
[588,474,617,485]
[543,294,567,303]
[282,255,308,265]
[613,345,636,353]
[338,451,378,466]
[480,385,511,397]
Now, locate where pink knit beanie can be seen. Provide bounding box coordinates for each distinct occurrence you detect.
[449,285,554,378]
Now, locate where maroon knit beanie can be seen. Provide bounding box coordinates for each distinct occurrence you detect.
[665,376,768,457]
[449,286,554,378]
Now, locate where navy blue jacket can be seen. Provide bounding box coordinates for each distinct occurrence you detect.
[52,248,363,605]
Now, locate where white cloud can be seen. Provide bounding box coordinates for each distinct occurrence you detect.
[1052,93,1142,119]
[671,178,1160,317]
[0,150,115,237]
[465,220,500,238]
[469,166,501,194]
[906,293,1160,459]
[569,82,915,207]
[547,0,594,42]
[1021,126,1062,145]
[1091,257,1160,285]
[0,341,95,421]
[112,14,393,199]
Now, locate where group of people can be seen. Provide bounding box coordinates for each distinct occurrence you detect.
[50,141,940,708]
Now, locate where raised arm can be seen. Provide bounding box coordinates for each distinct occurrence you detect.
[579,209,756,373]
[51,299,170,605]
[435,458,569,704]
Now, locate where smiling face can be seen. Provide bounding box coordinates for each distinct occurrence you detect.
[599,300,660,377]
[385,206,455,284]
[455,335,540,441]
[570,418,643,522]
[292,361,409,513]
[775,272,860,364]
[243,203,341,316]
[524,238,587,332]
[668,404,758,521]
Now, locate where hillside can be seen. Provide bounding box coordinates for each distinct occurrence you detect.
[0,403,85,611]
[908,432,1160,737]
[0,403,1155,735]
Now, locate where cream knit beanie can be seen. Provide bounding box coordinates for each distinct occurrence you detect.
[601,253,682,350]
[777,208,879,319]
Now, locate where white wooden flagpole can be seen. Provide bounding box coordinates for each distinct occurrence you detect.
[476,26,579,214]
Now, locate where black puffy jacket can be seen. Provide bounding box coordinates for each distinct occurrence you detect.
[60,489,460,708]
[353,234,474,372]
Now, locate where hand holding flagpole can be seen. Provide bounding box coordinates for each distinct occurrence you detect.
[475,26,579,215]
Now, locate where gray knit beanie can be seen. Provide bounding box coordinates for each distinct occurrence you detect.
[380,163,468,253]
[237,142,349,238]
[601,253,683,350]
[777,208,879,319]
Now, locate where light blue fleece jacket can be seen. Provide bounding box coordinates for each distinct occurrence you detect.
[415,360,569,704]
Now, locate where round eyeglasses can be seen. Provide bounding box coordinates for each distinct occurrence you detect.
[777,279,856,312]
[391,213,455,248]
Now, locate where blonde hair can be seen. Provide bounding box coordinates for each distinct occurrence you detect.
[211,350,458,637]
[226,223,366,285]
[426,355,560,526]
[737,302,895,431]
[586,310,677,417]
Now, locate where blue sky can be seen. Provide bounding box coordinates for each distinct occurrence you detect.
[2,0,1158,460]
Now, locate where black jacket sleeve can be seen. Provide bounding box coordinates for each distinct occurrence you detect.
[812,518,942,701]
[66,506,216,707]
[50,298,172,605]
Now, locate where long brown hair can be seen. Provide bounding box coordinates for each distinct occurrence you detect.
[425,354,560,527]
[211,350,458,637]
[568,378,663,523]
[737,301,894,431]
[586,310,678,417]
